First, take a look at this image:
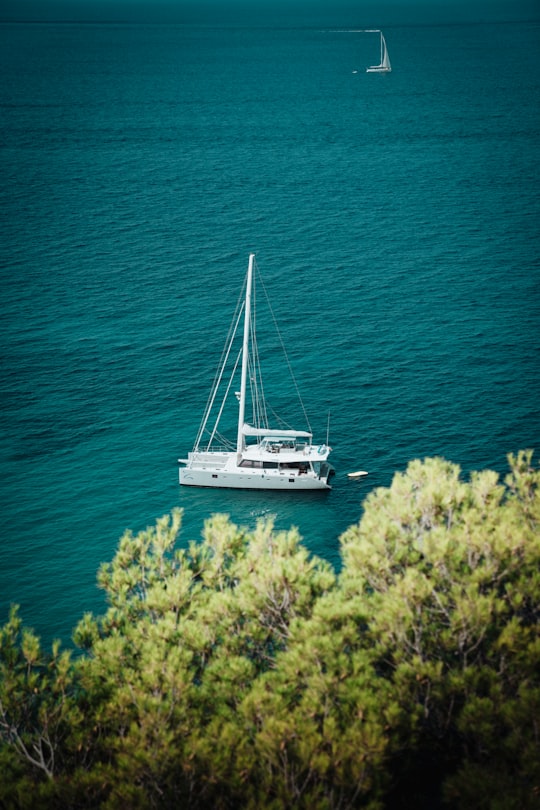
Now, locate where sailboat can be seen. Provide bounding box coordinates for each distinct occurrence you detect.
[366,30,391,73]
[179,254,334,490]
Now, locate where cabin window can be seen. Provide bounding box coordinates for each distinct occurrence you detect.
[263,461,279,469]
[239,459,263,468]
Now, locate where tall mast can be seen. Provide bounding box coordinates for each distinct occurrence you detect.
[237,253,254,456]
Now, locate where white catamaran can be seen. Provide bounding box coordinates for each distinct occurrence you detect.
[366,30,391,73]
[179,254,334,490]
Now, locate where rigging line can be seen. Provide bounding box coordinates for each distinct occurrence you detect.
[206,345,242,449]
[255,260,312,434]
[266,401,297,432]
[194,299,244,450]
[213,430,235,450]
[248,350,269,431]
[248,293,269,431]
[204,276,246,402]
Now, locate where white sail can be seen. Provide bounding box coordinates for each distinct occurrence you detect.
[381,35,391,70]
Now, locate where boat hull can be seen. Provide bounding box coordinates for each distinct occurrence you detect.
[179,466,333,490]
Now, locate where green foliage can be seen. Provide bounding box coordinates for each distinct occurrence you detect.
[0,606,91,808]
[340,450,540,808]
[0,452,538,809]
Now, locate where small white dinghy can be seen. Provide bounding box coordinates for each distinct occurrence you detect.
[347,470,369,479]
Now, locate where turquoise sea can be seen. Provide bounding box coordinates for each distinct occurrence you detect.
[1,5,539,645]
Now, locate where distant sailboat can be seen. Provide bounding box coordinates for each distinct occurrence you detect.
[366,30,391,73]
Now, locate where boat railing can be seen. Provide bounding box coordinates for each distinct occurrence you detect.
[190,450,230,466]
[194,445,233,455]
